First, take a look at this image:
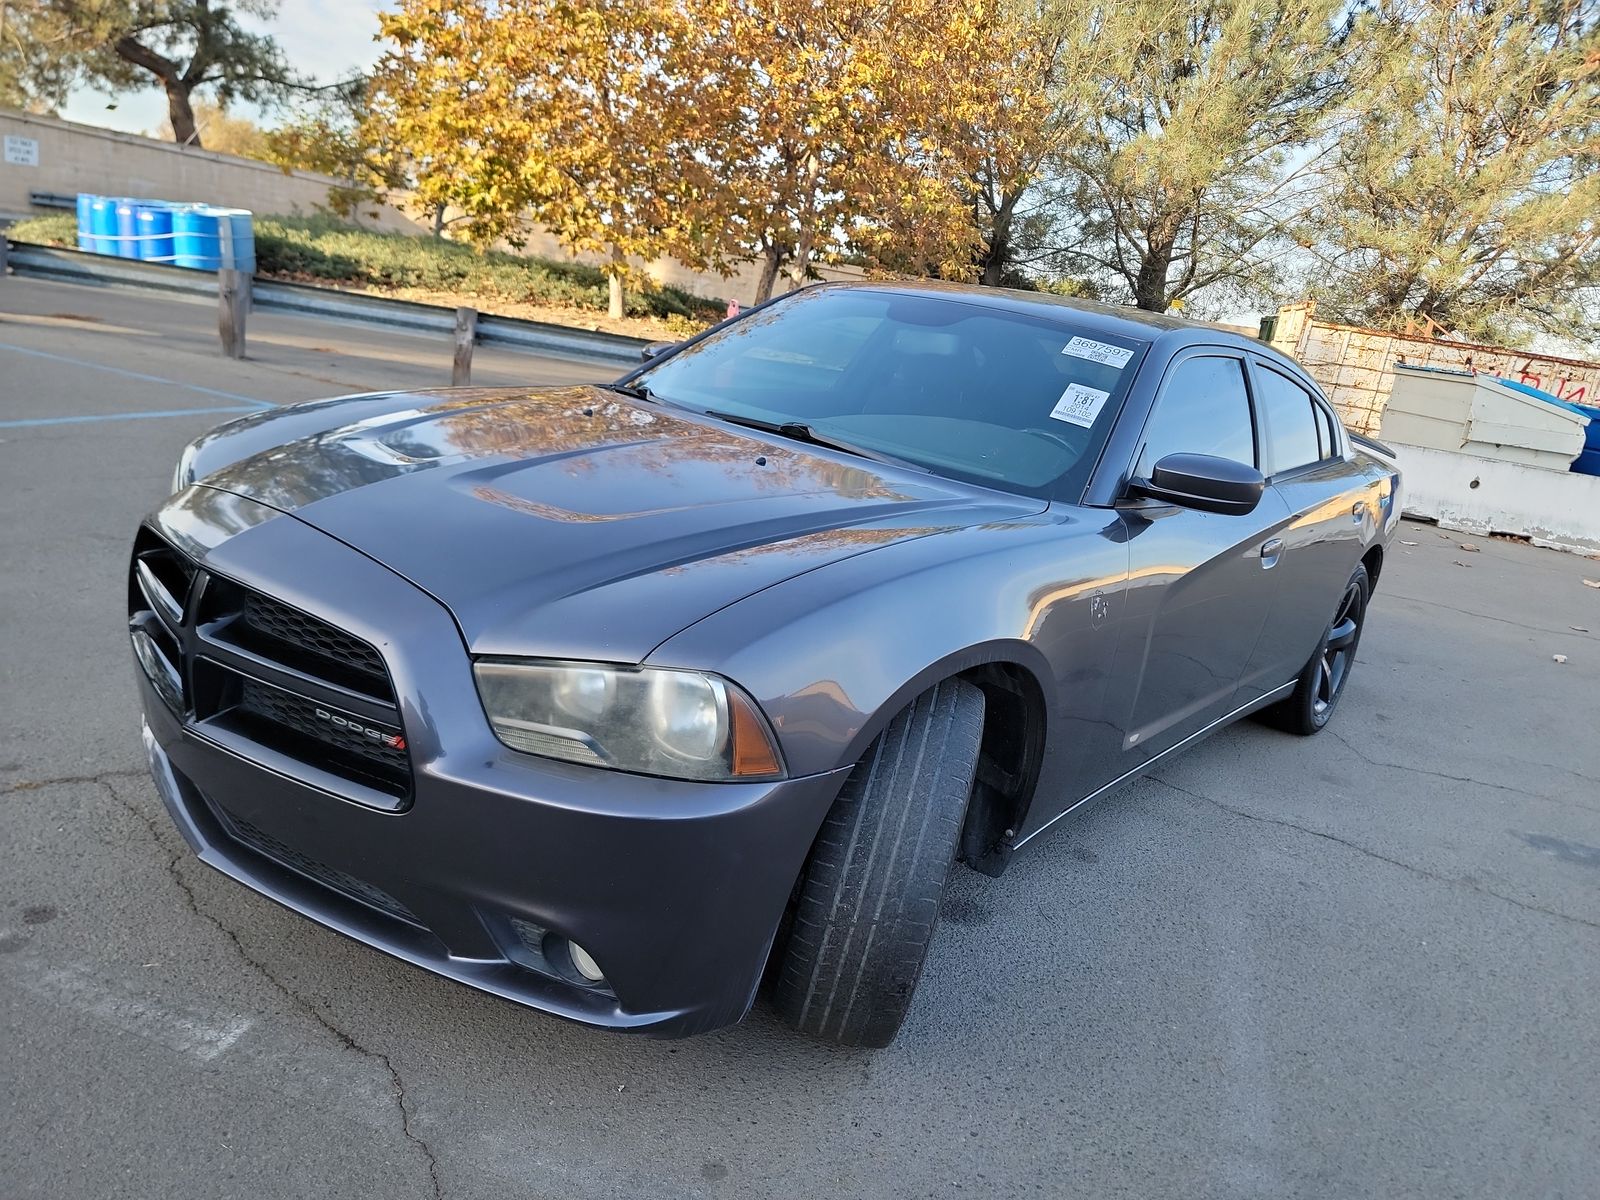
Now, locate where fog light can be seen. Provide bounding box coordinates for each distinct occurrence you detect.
[568,940,605,984]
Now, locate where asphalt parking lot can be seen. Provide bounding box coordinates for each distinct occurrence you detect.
[3,275,1598,1199]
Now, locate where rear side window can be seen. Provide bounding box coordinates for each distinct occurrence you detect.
[1254,367,1324,474]
[1135,355,1256,477]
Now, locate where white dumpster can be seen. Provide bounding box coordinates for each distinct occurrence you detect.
[1381,363,1588,470]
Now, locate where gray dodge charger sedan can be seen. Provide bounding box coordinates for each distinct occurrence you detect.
[130,283,1399,1046]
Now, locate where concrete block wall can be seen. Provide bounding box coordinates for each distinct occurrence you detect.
[1,108,423,233]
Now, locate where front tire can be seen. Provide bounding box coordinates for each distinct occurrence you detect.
[1262,562,1370,736]
[772,678,985,1048]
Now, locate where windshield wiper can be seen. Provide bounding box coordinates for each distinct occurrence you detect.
[703,410,927,471]
[597,381,657,402]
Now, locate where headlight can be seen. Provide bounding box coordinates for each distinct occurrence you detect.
[473,660,783,781]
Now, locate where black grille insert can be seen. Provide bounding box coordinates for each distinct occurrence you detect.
[238,593,390,692]
[235,676,409,779]
[218,808,421,926]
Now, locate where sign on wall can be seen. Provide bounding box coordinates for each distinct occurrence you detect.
[4,135,40,166]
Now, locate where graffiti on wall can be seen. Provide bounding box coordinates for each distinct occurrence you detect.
[1516,372,1589,407]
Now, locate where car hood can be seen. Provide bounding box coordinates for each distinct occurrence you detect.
[197,386,1046,661]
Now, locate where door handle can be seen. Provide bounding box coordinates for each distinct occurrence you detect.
[1352,500,1367,521]
[1260,538,1284,568]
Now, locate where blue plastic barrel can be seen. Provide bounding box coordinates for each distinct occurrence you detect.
[134,205,176,263]
[228,210,256,274]
[88,197,118,255]
[172,206,221,270]
[172,206,255,272]
[113,200,140,258]
[75,194,93,251]
[211,208,256,273]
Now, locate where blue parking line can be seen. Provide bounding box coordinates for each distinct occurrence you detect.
[0,341,275,417]
[0,405,258,429]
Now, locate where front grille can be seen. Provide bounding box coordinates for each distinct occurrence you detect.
[237,678,408,774]
[128,528,413,804]
[219,809,421,926]
[240,593,389,692]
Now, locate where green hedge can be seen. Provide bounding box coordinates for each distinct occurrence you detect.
[255,217,723,322]
[8,212,723,325]
[8,213,76,245]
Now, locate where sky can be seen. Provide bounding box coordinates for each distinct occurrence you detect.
[58,0,390,136]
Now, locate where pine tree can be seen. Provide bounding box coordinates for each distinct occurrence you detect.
[1315,0,1600,340]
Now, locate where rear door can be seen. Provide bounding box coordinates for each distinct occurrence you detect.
[1236,360,1370,702]
[1101,350,1290,772]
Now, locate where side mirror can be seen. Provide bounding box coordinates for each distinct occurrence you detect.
[1130,453,1264,516]
[640,340,678,362]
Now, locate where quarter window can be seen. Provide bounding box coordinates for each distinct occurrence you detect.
[1254,367,1324,474]
[1316,402,1340,459]
[1135,356,1256,477]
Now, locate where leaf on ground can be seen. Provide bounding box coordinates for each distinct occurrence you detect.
[1453,560,1472,567]
[1584,579,1600,589]
[1552,654,1568,664]
[1459,543,1479,552]
[1572,626,1590,633]
[1400,539,1418,545]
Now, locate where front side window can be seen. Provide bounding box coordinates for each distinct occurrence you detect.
[1134,356,1256,478]
[1254,367,1325,475]
[633,288,1148,499]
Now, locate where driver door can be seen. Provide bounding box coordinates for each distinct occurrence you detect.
[1098,350,1290,775]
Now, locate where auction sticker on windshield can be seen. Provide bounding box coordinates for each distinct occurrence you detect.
[1049,383,1111,428]
[1060,337,1134,369]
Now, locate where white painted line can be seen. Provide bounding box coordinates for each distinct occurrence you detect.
[0,340,273,407]
[0,936,256,1063]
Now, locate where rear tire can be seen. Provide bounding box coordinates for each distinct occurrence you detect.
[1261,562,1370,736]
[773,678,985,1048]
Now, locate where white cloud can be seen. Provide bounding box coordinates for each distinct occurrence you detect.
[57,0,393,137]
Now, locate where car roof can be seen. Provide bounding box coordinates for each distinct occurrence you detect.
[813,279,1264,350]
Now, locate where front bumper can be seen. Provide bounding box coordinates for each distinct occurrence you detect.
[133,493,848,1037]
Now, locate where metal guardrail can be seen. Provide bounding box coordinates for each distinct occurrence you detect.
[2,240,652,367]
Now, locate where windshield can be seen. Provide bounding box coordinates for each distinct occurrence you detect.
[632,288,1146,500]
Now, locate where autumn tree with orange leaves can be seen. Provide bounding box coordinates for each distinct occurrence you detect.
[370,0,1016,306]
[702,0,997,300]
[372,0,733,318]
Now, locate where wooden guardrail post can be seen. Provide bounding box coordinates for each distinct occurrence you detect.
[217,267,248,359]
[217,219,248,359]
[453,306,477,385]
[0,236,9,278]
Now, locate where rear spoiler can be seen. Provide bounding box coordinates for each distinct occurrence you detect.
[1350,431,1397,460]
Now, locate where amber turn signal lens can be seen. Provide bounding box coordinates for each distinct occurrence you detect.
[728,688,783,777]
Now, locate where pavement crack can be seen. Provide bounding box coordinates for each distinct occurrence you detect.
[1506,755,1600,792]
[1384,592,1587,638]
[1324,728,1598,814]
[1149,775,1600,934]
[101,778,445,1200]
[1,769,148,795]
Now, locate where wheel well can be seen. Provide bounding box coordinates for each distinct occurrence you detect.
[1362,543,1384,590]
[956,663,1047,878]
